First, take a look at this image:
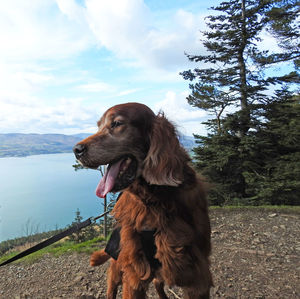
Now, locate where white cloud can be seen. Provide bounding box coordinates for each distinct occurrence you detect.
[117,89,140,97]
[0,0,95,133]
[85,0,150,58]
[154,91,208,136]
[77,82,114,93]
[84,0,206,71]
[56,0,86,22]
[257,30,282,54]
[0,0,209,134]
[0,1,92,62]
[0,96,106,134]
[0,62,54,107]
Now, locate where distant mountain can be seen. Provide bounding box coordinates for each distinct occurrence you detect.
[0,133,83,157]
[71,133,91,139]
[179,135,196,151]
[0,133,195,158]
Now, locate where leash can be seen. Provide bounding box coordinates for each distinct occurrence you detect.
[0,210,110,267]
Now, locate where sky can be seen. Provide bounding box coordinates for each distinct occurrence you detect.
[0,0,284,137]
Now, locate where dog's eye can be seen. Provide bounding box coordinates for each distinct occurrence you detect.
[111,121,122,128]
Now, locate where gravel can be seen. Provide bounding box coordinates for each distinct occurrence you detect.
[0,209,299,298]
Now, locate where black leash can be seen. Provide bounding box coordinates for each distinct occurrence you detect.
[0,210,110,267]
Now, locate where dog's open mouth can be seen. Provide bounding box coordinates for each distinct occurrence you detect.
[95,156,137,198]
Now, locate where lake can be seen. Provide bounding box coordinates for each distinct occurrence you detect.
[0,153,105,242]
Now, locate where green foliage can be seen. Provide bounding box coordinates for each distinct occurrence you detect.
[0,228,64,256]
[210,205,300,214]
[244,93,300,205]
[0,209,106,265]
[72,162,85,171]
[182,0,300,206]
[180,0,275,137]
[68,209,99,243]
[48,237,105,256]
[258,0,300,81]
[193,131,244,205]
[0,236,105,265]
[193,91,300,206]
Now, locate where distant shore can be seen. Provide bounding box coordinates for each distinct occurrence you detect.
[0,133,88,158]
[0,133,195,158]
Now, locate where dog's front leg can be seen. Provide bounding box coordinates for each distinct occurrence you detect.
[118,224,151,290]
[106,259,122,299]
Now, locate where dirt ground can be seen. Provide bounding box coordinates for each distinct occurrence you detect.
[0,209,299,299]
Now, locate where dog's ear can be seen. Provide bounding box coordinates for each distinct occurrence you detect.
[142,112,190,186]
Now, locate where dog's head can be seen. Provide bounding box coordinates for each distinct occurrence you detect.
[73,102,190,197]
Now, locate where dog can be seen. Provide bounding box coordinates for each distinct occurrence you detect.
[73,102,212,299]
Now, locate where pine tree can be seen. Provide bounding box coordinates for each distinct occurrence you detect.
[193,130,245,205]
[180,0,274,204]
[255,0,300,83]
[180,0,274,137]
[69,209,97,242]
[248,91,300,205]
[181,0,299,205]
[69,209,83,243]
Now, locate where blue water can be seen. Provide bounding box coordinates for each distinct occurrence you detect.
[0,153,104,242]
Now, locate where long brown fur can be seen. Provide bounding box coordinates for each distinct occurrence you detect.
[75,103,212,299]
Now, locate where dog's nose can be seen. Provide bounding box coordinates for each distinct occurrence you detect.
[73,144,86,159]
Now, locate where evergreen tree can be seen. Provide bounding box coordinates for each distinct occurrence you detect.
[255,0,300,83]
[193,130,245,205]
[69,208,84,243]
[245,91,300,205]
[180,0,273,137]
[180,0,274,203]
[181,0,299,205]
[69,209,98,242]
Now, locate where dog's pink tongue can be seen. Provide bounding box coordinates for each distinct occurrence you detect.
[95,159,123,198]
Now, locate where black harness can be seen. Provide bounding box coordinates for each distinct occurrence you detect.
[139,229,161,269]
[105,227,161,269]
[104,227,121,260]
[105,189,161,269]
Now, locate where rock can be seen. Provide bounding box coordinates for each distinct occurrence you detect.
[212,230,220,235]
[74,272,86,283]
[268,213,278,218]
[75,275,84,283]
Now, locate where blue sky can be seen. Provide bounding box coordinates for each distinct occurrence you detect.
[0,0,283,136]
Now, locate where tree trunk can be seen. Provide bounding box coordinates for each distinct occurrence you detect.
[103,195,107,239]
[238,0,250,137]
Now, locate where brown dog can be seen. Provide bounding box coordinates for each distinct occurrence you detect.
[73,103,212,299]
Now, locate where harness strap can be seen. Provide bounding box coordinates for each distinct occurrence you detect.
[105,227,121,260]
[139,230,161,269]
[105,227,161,269]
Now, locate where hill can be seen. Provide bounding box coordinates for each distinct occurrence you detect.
[0,133,195,158]
[178,135,195,150]
[0,133,89,157]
